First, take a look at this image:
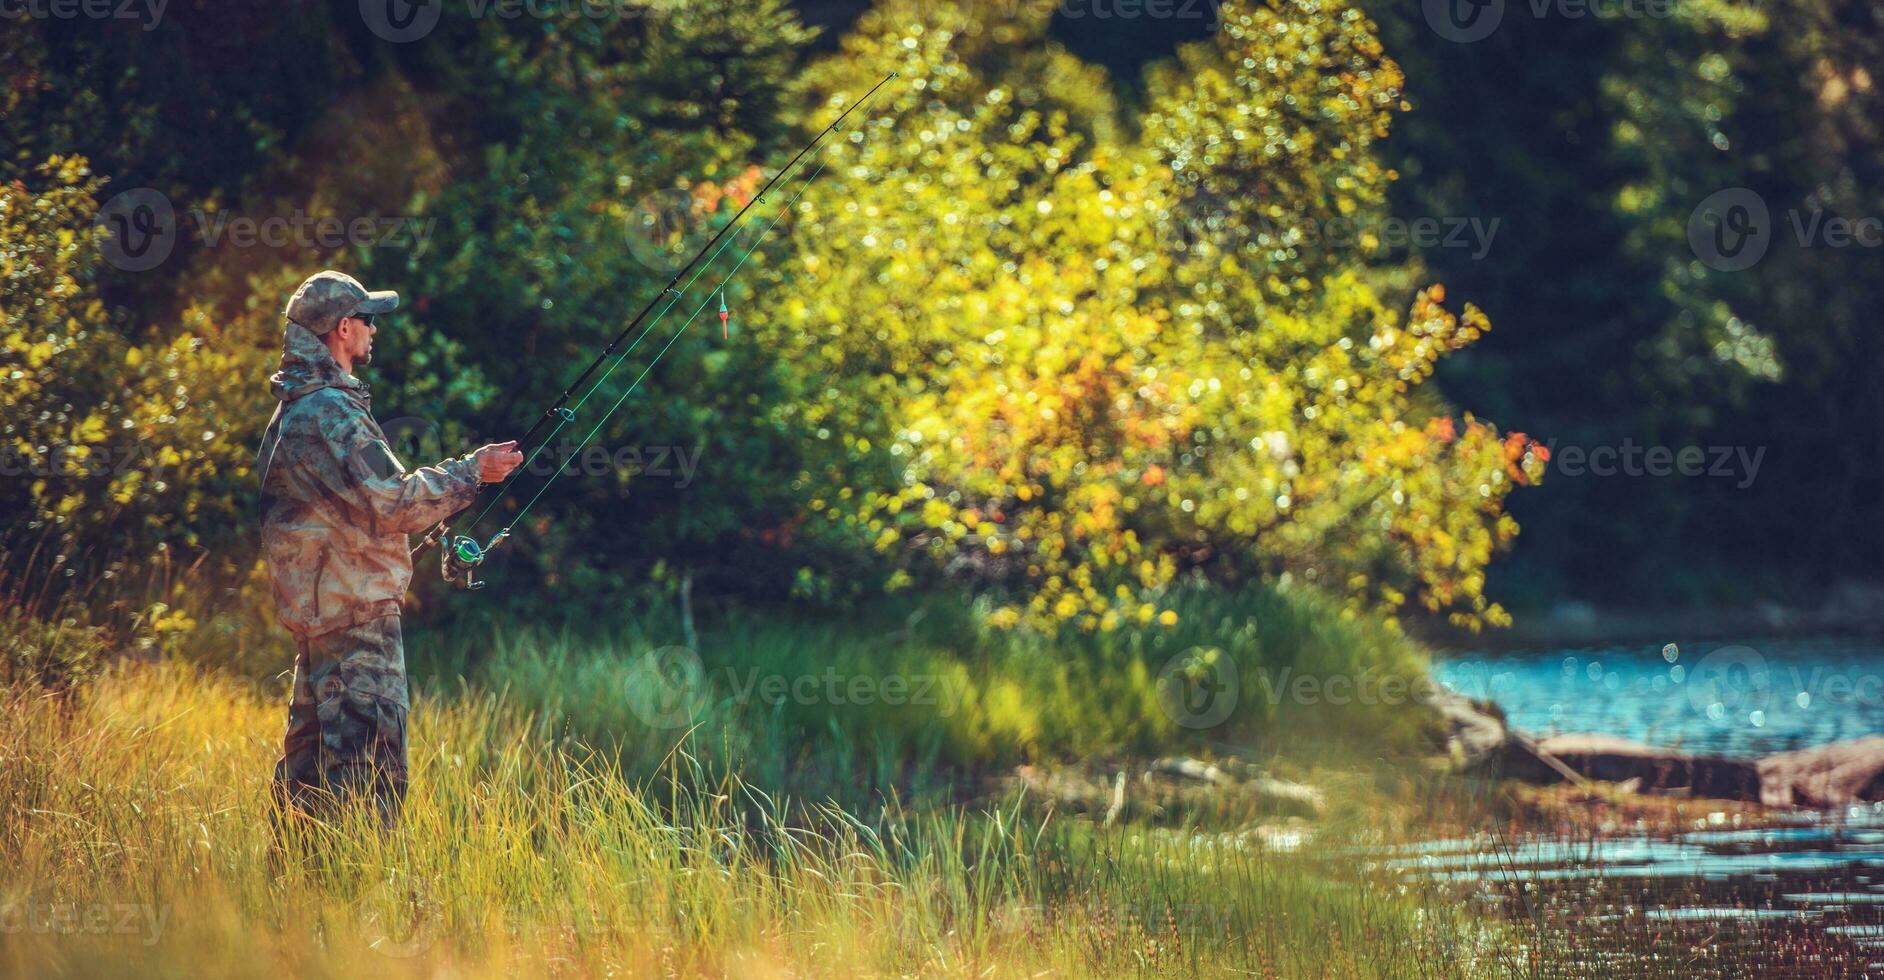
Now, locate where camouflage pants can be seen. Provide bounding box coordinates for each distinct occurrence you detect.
[271,614,409,828]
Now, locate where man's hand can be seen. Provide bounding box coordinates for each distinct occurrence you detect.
[472,441,525,484]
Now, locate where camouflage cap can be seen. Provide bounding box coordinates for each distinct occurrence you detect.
[284,270,400,335]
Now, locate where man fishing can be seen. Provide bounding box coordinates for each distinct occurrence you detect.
[258,270,523,826]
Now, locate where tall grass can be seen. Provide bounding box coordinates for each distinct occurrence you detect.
[0,660,1522,978]
[408,583,1443,802]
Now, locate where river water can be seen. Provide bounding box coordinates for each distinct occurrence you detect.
[1370,819,1884,977]
[1432,636,1884,756]
[1399,637,1884,976]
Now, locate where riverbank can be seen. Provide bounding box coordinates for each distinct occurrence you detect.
[10,579,1878,977]
[1,581,1562,977]
[1408,646,1884,978]
[1429,636,1884,805]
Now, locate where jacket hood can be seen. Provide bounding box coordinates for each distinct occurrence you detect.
[270,321,366,402]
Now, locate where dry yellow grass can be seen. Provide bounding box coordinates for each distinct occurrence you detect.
[0,661,1521,978]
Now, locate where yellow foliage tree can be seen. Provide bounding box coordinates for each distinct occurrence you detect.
[766,0,1544,631]
[0,157,271,637]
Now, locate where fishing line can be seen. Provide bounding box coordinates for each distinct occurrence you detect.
[510,71,894,450]
[416,71,896,586]
[463,199,776,532]
[504,156,832,531]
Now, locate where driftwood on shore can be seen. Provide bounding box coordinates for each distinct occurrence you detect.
[1433,689,1884,807]
[1519,734,1762,800]
[1758,735,1884,808]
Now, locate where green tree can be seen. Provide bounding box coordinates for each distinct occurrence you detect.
[0,157,262,644]
[367,0,823,602]
[1365,0,1883,602]
[770,0,1540,630]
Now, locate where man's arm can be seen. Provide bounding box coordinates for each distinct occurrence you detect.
[303,391,520,535]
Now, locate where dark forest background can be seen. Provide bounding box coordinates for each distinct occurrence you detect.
[1032,0,1883,611]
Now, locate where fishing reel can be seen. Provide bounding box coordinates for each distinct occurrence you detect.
[440,529,507,590]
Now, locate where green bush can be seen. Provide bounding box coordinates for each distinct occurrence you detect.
[0,158,270,642]
[0,604,111,690]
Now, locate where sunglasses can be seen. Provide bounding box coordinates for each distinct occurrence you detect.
[348,313,376,327]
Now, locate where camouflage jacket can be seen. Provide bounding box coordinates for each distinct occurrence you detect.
[258,323,481,639]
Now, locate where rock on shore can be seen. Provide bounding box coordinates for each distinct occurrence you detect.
[1432,688,1884,807]
[1757,736,1884,808]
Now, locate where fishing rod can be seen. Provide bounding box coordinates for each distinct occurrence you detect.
[416,72,897,590]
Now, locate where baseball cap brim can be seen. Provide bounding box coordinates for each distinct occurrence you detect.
[353,290,400,315]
